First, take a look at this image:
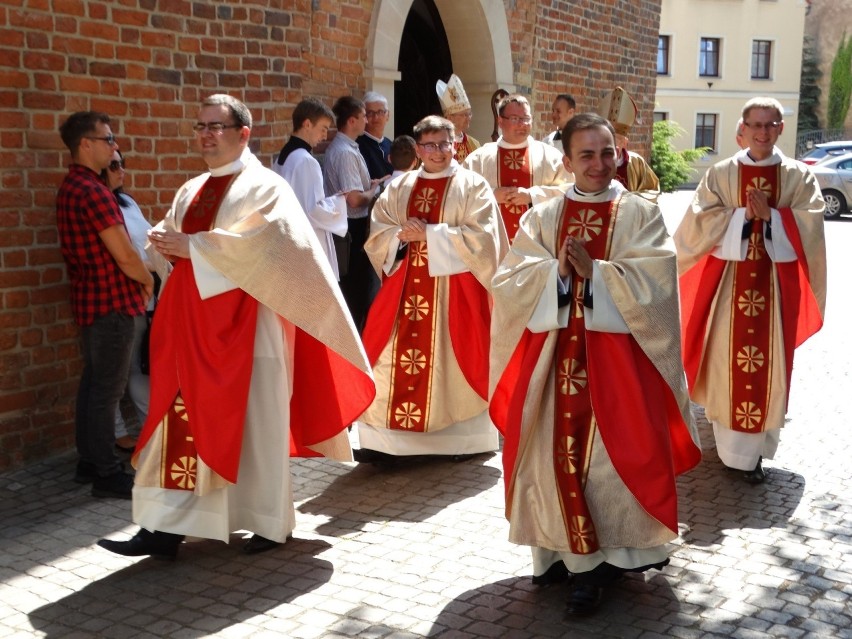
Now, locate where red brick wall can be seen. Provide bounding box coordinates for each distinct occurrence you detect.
[0,0,660,471]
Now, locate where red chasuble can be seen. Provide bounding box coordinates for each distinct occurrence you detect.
[492,196,699,534]
[497,146,533,239]
[454,134,475,163]
[614,148,630,189]
[361,174,491,431]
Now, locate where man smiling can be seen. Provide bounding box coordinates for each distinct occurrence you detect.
[491,113,700,616]
[97,94,374,560]
[675,97,826,484]
[355,115,507,462]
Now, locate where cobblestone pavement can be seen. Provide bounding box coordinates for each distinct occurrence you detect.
[2,197,850,638]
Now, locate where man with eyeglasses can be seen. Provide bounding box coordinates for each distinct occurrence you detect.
[464,94,571,239]
[97,94,374,560]
[357,91,393,180]
[354,115,508,463]
[57,111,153,499]
[675,96,826,484]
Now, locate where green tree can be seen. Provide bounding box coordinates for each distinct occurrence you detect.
[827,33,852,129]
[798,35,821,131]
[650,120,709,192]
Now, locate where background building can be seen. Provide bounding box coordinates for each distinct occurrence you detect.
[656,0,807,183]
[0,0,662,471]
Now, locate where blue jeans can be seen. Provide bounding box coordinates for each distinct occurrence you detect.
[76,312,135,476]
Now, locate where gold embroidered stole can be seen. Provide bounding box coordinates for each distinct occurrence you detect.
[454,134,473,163]
[497,145,532,238]
[729,163,779,433]
[160,174,233,491]
[553,197,617,554]
[386,175,453,432]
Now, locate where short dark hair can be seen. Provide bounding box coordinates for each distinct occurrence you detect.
[292,98,335,131]
[497,94,530,117]
[412,115,454,142]
[202,94,252,128]
[332,96,365,131]
[59,111,111,154]
[389,135,417,171]
[555,94,576,110]
[561,113,615,156]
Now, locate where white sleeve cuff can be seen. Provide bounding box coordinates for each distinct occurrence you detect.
[190,240,239,299]
[528,262,570,333]
[426,223,469,276]
[584,262,629,333]
[712,207,748,261]
[765,208,797,262]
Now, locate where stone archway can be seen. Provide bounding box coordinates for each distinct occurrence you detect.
[365,0,514,141]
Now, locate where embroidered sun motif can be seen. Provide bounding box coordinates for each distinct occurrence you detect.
[394,402,422,429]
[410,243,428,267]
[174,396,189,421]
[404,295,429,321]
[413,188,437,213]
[399,349,427,375]
[170,456,197,489]
[747,237,766,261]
[749,176,773,197]
[504,203,528,216]
[734,401,762,430]
[556,435,580,474]
[503,150,526,170]
[737,289,766,317]
[569,515,596,553]
[736,345,765,373]
[558,358,587,395]
[566,209,604,242]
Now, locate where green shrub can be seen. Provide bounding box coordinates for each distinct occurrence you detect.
[827,33,852,129]
[650,120,710,192]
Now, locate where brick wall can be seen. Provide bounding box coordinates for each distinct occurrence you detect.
[0,0,660,471]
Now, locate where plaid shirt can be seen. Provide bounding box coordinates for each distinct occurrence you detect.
[56,164,146,325]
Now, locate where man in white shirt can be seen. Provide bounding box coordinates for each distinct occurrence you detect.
[272,98,347,279]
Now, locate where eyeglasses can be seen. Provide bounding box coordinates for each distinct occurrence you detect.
[85,134,117,145]
[108,159,125,172]
[500,115,532,125]
[192,122,242,134]
[417,141,454,153]
[743,121,781,131]
[365,109,388,118]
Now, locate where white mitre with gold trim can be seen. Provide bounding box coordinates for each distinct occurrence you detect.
[436,74,472,116]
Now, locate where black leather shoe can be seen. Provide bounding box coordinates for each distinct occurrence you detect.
[743,457,766,484]
[565,583,604,617]
[97,528,184,560]
[532,560,573,586]
[243,534,282,555]
[91,471,134,499]
[353,448,399,466]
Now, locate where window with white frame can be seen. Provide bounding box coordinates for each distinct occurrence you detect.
[657,36,671,75]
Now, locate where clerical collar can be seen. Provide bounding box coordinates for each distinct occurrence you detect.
[737,146,782,167]
[497,136,532,150]
[209,147,251,177]
[418,160,459,179]
[553,130,562,140]
[570,181,625,202]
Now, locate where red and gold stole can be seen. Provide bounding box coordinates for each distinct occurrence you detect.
[385,175,453,432]
[729,163,779,433]
[159,174,238,491]
[553,196,617,554]
[497,145,532,239]
[454,134,473,163]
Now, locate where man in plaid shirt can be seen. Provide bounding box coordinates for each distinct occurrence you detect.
[56,112,153,499]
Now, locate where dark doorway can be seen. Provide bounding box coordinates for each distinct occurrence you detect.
[394,0,453,138]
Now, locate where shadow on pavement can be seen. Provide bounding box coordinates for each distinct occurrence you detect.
[27,536,333,638]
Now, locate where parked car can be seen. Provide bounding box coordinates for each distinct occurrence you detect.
[810,152,852,219]
[799,140,852,165]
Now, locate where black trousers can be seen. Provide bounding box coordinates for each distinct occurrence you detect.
[339,216,379,333]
